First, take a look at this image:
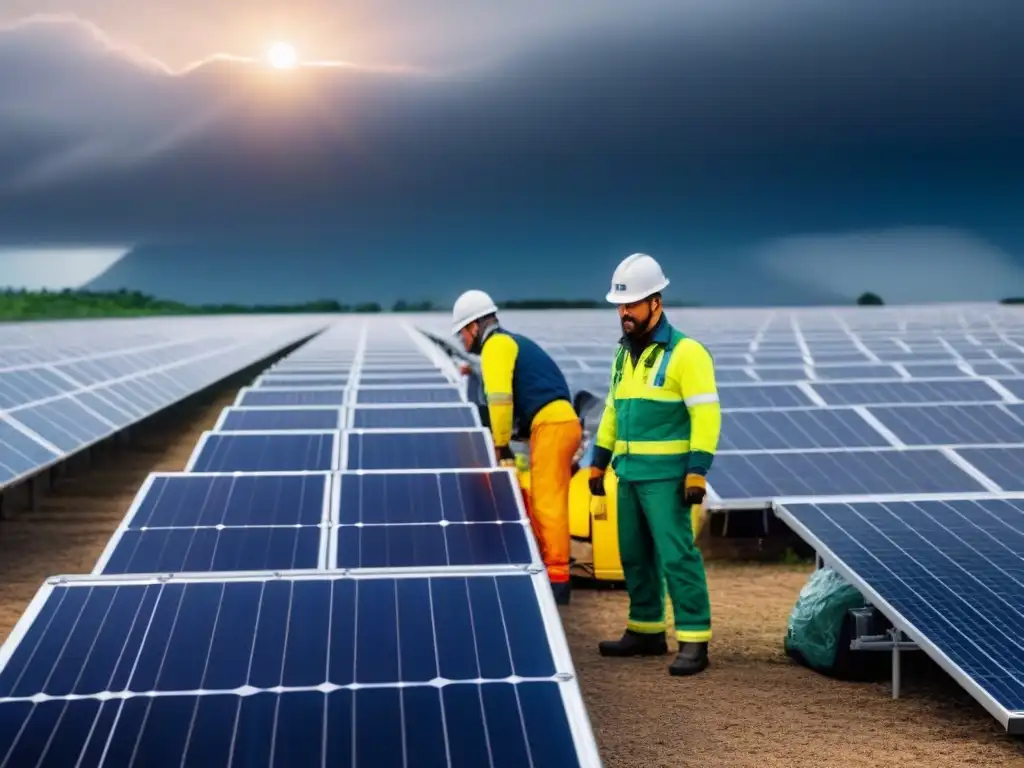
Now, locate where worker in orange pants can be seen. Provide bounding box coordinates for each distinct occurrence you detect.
[452,289,581,604]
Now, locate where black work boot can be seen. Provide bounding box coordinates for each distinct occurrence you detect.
[668,642,709,676]
[598,630,668,657]
[552,582,571,606]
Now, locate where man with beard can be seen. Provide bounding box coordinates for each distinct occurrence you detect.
[451,289,581,606]
[587,253,721,676]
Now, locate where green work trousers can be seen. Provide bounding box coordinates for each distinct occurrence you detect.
[617,478,712,642]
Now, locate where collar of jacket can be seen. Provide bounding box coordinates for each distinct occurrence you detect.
[619,313,671,350]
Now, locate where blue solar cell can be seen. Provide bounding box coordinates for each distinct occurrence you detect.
[258,377,348,388]
[719,409,889,451]
[101,527,322,574]
[778,498,1024,728]
[971,362,1018,377]
[7,399,111,452]
[711,449,985,501]
[347,431,491,470]
[715,369,757,383]
[75,391,132,427]
[220,407,341,431]
[356,387,463,404]
[334,470,532,568]
[358,367,442,376]
[336,520,533,568]
[811,379,1002,406]
[718,385,814,409]
[189,433,335,472]
[358,375,453,386]
[239,389,347,407]
[351,405,478,429]
[750,367,807,382]
[0,685,582,767]
[953,448,1024,491]
[812,365,901,380]
[0,419,59,484]
[901,364,971,379]
[867,404,1024,446]
[998,378,1024,400]
[0,368,71,409]
[130,474,327,527]
[337,470,521,525]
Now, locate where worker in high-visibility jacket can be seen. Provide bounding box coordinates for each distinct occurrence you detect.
[452,289,582,605]
[588,254,721,676]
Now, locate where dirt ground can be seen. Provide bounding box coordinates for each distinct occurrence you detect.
[564,566,1024,767]
[0,388,1021,767]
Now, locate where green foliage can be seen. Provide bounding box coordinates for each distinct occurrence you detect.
[392,300,436,312]
[856,292,884,306]
[0,288,361,320]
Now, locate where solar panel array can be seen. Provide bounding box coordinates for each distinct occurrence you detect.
[0,315,324,490]
[0,315,601,765]
[416,303,1024,732]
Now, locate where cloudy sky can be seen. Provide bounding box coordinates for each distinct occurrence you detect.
[0,1,1022,306]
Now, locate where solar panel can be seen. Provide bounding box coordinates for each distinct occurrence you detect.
[354,387,464,405]
[237,388,347,407]
[187,431,338,473]
[257,376,349,388]
[718,385,815,409]
[0,418,60,484]
[952,447,1024,491]
[332,469,536,569]
[358,374,454,386]
[710,448,988,502]
[345,429,494,470]
[719,409,891,451]
[867,404,1024,446]
[775,497,1024,734]
[812,379,1004,406]
[350,404,480,429]
[94,473,330,574]
[217,407,343,431]
[0,570,599,766]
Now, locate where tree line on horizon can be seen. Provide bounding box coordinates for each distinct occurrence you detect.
[0,288,1018,320]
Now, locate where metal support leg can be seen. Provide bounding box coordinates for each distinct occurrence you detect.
[890,628,902,699]
[29,477,38,513]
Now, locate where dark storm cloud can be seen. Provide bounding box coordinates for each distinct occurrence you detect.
[0,1,1021,246]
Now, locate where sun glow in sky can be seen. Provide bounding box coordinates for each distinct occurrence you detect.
[267,42,298,69]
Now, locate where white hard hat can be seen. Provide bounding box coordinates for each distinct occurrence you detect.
[605,253,670,304]
[451,289,499,335]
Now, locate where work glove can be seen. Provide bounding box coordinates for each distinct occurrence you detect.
[588,467,607,520]
[681,473,706,506]
[496,444,516,468]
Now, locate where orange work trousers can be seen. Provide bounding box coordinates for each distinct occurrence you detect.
[528,419,582,584]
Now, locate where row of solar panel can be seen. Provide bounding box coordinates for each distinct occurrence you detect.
[0,336,319,487]
[91,469,537,575]
[216,404,482,430]
[0,326,600,766]
[567,376,1024,409]
[235,384,469,407]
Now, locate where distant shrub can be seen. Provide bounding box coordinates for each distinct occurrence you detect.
[856,292,884,306]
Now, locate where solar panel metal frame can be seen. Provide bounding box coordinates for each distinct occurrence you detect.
[0,566,602,767]
[340,427,497,471]
[212,406,346,432]
[327,466,542,573]
[184,430,343,473]
[92,471,335,575]
[774,491,1024,735]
